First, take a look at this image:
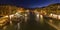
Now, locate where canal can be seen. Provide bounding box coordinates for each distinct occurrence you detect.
[0,12,57,30]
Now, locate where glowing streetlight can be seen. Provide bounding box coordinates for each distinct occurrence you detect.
[5,16,8,17]
[25,14,27,17]
[49,13,53,17]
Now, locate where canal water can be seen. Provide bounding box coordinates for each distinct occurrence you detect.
[0,12,57,30]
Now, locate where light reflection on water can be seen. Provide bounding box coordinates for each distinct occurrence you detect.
[40,15,44,24]
[44,18,60,30]
[0,13,58,30]
[35,14,44,25]
[17,23,20,30]
[0,20,21,30]
[3,26,7,30]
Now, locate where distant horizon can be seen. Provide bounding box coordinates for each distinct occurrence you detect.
[0,3,59,9]
[0,0,59,8]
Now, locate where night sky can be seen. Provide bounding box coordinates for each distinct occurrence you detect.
[0,0,60,8]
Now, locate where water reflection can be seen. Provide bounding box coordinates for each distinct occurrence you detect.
[40,15,44,24]
[17,23,20,30]
[45,18,60,30]
[3,26,7,30]
[0,11,58,30]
